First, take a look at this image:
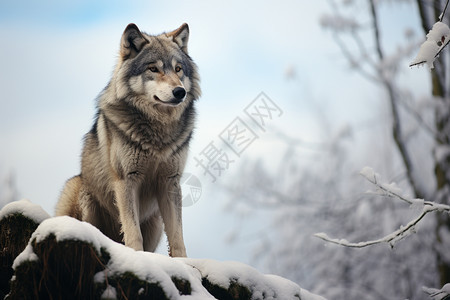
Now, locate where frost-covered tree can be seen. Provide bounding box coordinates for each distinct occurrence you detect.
[227,129,437,299]
[318,0,450,289]
[225,0,450,299]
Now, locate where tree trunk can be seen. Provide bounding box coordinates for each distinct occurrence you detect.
[416,0,450,287]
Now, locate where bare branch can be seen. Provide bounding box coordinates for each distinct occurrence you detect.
[367,0,427,199]
[439,0,450,22]
[395,93,440,142]
[332,34,379,82]
[369,0,384,60]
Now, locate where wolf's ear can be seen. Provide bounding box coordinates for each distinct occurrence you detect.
[167,23,189,53]
[120,23,149,60]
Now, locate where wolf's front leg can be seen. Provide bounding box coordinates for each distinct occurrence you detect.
[158,177,187,257]
[114,178,144,251]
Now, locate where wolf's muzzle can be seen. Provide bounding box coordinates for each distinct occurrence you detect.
[172,87,186,101]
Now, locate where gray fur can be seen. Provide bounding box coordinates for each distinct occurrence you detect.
[55,23,201,257]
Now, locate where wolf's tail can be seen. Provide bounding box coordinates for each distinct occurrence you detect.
[55,175,82,219]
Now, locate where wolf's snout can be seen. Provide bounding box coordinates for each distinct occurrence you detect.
[172,87,186,101]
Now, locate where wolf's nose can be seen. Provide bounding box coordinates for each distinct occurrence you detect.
[173,87,186,100]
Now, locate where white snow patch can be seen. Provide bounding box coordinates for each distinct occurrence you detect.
[101,285,117,300]
[183,258,326,300]
[0,199,50,223]
[94,271,106,283]
[314,232,329,241]
[379,182,403,196]
[359,166,378,182]
[409,198,425,211]
[360,167,407,197]
[30,216,104,252]
[12,243,39,269]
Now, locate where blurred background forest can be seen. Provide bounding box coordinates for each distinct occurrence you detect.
[1,0,449,299]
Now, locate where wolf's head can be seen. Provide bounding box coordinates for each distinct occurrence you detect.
[104,23,201,116]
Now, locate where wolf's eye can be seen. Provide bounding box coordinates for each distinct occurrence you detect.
[175,65,182,73]
[149,66,158,73]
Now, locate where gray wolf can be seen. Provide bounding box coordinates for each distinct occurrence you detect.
[55,23,201,257]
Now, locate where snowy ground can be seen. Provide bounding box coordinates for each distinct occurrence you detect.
[2,199,325,300]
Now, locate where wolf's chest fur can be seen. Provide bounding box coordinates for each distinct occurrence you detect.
[100,98,194,153]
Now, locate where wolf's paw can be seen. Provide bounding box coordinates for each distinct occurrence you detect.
[125,238,144,251]
[169,247,187,257]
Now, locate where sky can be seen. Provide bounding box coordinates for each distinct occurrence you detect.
[0,0,431,269]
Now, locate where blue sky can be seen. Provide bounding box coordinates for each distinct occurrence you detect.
[0,1,131,27]
[0,0,430,266]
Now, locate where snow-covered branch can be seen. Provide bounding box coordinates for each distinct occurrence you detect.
[315,167,450,248]
[410,0,450,69]
[409,21,450,69]
[423,283,450,300]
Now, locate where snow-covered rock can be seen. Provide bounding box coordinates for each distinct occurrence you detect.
[1,200,325,300]
[0,199,50,223]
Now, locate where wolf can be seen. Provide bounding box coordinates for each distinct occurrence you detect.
[55,23,201,257]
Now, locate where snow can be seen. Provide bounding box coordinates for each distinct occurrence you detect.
[0,199,50,223]
[11,242,39,268]
[31,216,104,251]
[379,182,403,196]
[423,283,450,300]
[182,258,325,299]
[360,167,409,201]
[101,285,117,300]
[409,198,425,211]
[359,166,378,183]
[11,211,325,300]
[410,21,450,69]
